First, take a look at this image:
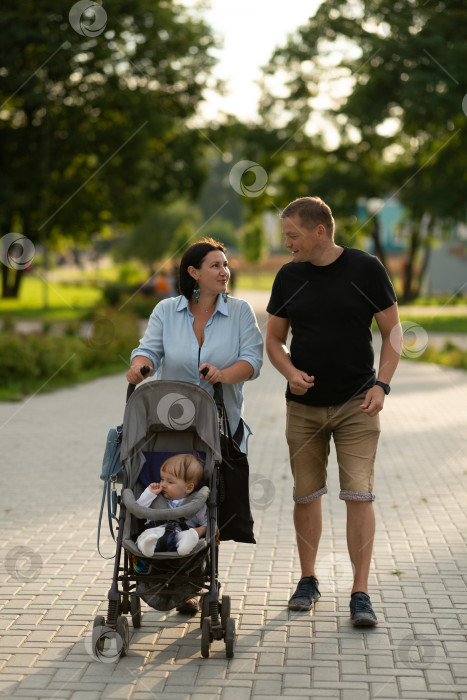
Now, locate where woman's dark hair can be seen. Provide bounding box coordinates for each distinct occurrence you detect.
[179,237,226,300]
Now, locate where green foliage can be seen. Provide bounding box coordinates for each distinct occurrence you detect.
[124,296,158,319]
[241,218,266,263]
[201,218,239,251]
[118,264,144,285]
[201,120,289,221]
[398,316,467,334]
[408,340,467,371]
[0,308,140,400]
[0,0,217,296]
[101,281,136,307]
[259,0,467,298]
[116,200,203,266]
[101,280,159,317]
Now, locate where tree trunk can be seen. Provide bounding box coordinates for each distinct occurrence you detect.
[402,221,420,303]
[413,215,432,299]
[1,264,24,299]
[371,218,386,268]
[414,241,431,299]
[1,214,28,299]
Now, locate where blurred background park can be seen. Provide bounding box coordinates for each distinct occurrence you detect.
[1,0,466,400]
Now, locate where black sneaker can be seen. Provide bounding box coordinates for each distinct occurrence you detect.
[350,592,378,626]
[288,576,321,611]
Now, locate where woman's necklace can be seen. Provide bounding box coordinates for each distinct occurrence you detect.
[190,296,217,314]
[202,301,216,313]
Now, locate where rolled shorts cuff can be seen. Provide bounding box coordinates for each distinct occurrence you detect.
[339,490,375,502]
[293,486,328,504]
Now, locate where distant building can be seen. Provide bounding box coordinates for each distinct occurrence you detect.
[356,197,467,295]
[356,197,406,254]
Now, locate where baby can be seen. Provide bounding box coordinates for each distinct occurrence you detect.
[136,453,207,557]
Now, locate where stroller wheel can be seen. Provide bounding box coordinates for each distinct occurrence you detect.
[201,617,211,658]
[130,594,141,628]
[224,617,235,658]
[92,615,106,655]
[220,595,231,630]
[200,595,210,629]
[116,616,129,657]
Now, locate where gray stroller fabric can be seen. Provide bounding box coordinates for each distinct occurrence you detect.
[122,486,209,522]
[120,380,222,488]
[136,577,203,611]
[122,486,210,560]
[117,380,221,611]
[122,486,210,559]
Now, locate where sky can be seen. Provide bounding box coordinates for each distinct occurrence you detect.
[194,0,322,121]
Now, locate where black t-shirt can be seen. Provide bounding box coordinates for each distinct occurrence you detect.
[266,247,397,406]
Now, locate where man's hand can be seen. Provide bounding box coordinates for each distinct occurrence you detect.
[287,369,315,395]
[360,386,385,416]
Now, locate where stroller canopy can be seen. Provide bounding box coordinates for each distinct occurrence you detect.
[120,380,222,470]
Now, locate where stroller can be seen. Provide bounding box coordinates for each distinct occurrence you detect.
[92,373,236,659]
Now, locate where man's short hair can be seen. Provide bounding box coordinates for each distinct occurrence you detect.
[281,196,335,236]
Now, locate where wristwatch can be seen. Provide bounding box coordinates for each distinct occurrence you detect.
[374,380,391,395]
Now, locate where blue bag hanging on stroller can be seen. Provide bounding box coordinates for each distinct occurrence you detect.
[98,426,123,557]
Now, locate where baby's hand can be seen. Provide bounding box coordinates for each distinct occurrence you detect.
[148,482,162,494]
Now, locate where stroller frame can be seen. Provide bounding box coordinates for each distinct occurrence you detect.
[93,376,235,660]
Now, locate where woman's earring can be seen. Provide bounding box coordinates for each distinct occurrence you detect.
[222,292,227,303]
[193,286,200,302]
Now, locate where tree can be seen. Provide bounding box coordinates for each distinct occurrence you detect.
[241,216,266,264]
[0,1,217,297]
[115,200,203,271]
[260,0,467,299]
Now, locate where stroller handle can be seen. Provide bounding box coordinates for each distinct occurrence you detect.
[200,366,224,409]
[126,365,151,402]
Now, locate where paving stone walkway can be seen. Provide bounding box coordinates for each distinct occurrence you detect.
[1,297,467,699]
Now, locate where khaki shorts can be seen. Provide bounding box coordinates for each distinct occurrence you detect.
[285,395,381,503]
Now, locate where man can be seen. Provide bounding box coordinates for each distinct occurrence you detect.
[266,196,401,625]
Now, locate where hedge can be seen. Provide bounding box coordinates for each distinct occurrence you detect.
[0,308,140,400]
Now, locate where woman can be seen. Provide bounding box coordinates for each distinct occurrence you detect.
[126,236,263,457]
[126,239,263,614]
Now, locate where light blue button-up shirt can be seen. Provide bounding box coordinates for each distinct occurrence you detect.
[130,294,264,452]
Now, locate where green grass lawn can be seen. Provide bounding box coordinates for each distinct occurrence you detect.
[398,315,467,333]
[236,271,276,291]
[0,276,103,320]
[2,271,466,331]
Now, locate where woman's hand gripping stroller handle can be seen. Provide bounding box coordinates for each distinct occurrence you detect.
[200,366,224,411]
[126,365,151,403]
